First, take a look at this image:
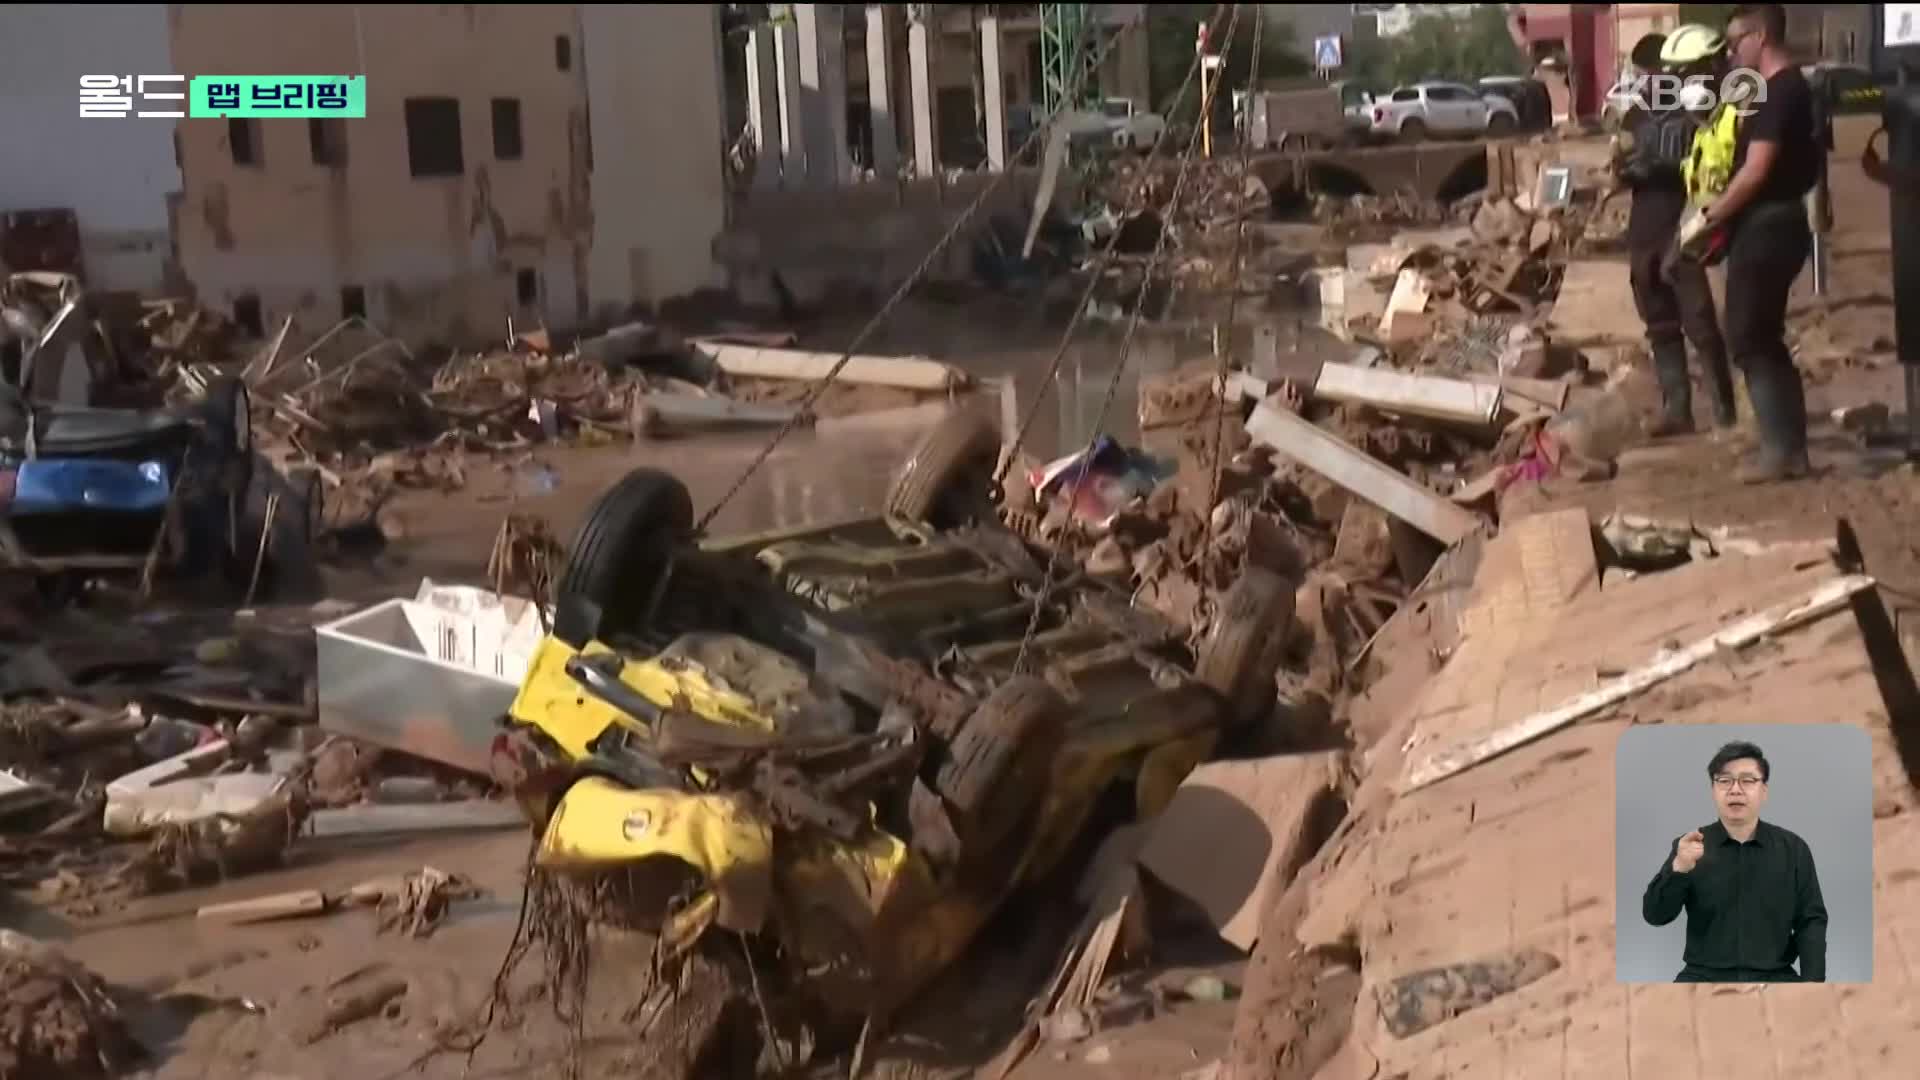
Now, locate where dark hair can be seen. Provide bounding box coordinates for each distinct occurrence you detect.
[1730,4,1787,43]
[1708,740,1770,782]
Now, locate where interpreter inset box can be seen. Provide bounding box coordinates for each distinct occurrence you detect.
[1614,723,1873,984]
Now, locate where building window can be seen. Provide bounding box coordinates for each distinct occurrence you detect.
[229,117,261,167]
[492,98,524,161]
[309,117,348,167]
[404,97,464,178]
[555,35,572,71]
[516,268,538,305]
[340,285,367,320]
[233,294,264,337]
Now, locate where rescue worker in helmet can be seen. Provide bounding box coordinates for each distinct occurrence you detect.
[1617,26,1737,437]
[1698,3,1821,483]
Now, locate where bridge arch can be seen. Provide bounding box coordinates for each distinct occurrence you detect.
[1306,163,1372,198]
[1434,152,1490,203]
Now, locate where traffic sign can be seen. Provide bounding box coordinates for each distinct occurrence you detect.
[1314,34,1343,70]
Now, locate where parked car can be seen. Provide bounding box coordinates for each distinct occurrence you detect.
[1477,75,1553,132]
[1803,62,1884,116]
[1369,81,1520,141]
[1094,97,1166,152]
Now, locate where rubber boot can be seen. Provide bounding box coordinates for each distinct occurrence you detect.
[1702,346,1739,429]
[1646,339,1696,438]
[1735,364,1811,484]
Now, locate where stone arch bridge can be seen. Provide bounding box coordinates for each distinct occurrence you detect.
[1248,141,1495,204]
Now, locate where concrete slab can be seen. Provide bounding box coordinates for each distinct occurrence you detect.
[1138,751,1346,952]
[1288,535,1920,1080]
[1547,259,1639,346]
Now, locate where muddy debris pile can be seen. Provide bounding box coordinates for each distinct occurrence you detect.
[0,596,509,921]
[0,931,141,1080]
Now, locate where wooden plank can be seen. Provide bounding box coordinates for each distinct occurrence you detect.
[1401,573,1877,792]
[197,888,330,925]
[635,392,800,432]
[1244,402,1483,545]
[692,342,967,391]
[1313,362,1503,428]
[306,800,526,839]
[1462,371,1571,411]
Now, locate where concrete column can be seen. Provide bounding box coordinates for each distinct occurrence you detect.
[908,7,938,176]
[794,4,852,187]
[864,5,899,177]
[773,21,805,182]
[980,12,1008,171]
[745,26,783,188]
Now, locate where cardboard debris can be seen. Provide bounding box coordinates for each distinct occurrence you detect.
[1377,269,1433,343]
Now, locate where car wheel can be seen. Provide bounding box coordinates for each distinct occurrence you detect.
[1399,118,1426,143]
[1195,567,1295,731]
[202,376,252,459]
[1488,112,1515,136]
[885,409,1001,528]
[935,677,1070,862]
[553,467,694,645]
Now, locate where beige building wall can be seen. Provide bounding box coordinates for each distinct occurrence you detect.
[579,4,727,318]
[170,4,591,345]
[170,4,724,345]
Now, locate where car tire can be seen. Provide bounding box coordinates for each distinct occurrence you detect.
[554,467,693,644]
[1398,119,1426,143]
[1488,113,1515,136]
[885,409,1001,528]
[935,677,1070,861]
[202,376,251,459]
[1195,567,1295,731]
[287,466,326,544]
[201,376,254,507]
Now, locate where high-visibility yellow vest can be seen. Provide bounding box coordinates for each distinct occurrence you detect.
[1682,103,1740,203]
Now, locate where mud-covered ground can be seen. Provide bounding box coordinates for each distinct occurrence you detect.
[9,124,1912,1080]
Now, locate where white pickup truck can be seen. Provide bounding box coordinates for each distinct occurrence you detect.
[1369,81,1520,141]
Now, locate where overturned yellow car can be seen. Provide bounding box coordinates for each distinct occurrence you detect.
[489,411,1292,1048]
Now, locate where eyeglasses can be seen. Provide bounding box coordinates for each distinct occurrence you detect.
[1713,775,1766,791]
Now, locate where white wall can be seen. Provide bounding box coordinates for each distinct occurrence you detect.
[581,4,728,317]
[0,4,178,291]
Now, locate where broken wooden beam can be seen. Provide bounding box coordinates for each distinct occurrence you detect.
[691,342,968,392]
[197,888,331,926]
[1313,363,1503,428]
[305,800,526,839]
[1401,572,1878,792]
[634,392,804,435]
[1462,371,1571,412]
[1244,402,1484,546]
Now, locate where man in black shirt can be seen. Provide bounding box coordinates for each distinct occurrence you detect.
[1702,4,1820,483]
[1642,740,1828,982]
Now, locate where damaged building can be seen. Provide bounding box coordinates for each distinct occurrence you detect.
[169,3,727,345]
